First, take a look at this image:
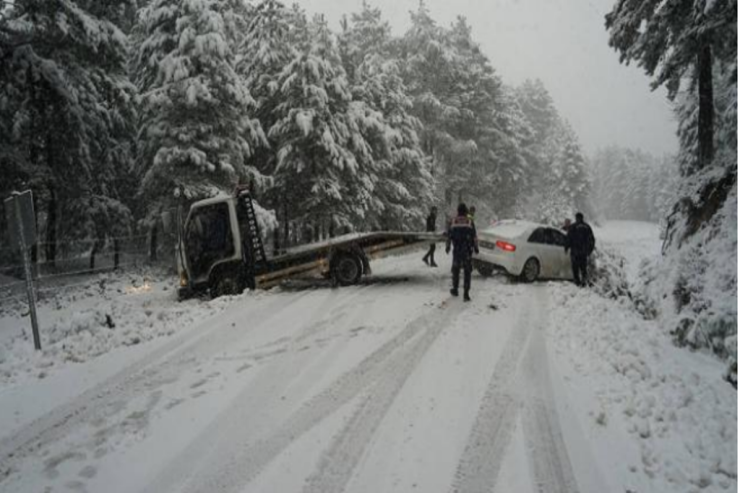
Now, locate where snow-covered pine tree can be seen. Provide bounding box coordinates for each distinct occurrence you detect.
[515,78,570,224]
[487,85,536,218]
[133,0,266,226]
[444,16,504,221]
[0,0,137,266]
[399,2,475,212]
[338,1,389,83]
[236,0,296,185]
[556,125,593,220]
[268,13,370,238]
[339,1,433,230]
[532,126,572,226]
[515,79,560,146]
[606,0,736,171]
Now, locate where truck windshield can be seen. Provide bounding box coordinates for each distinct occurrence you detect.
[185,203,234,280]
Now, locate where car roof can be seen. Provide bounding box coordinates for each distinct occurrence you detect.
[481,220,553,239]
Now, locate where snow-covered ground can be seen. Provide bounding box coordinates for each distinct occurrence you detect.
[0,221,735,493]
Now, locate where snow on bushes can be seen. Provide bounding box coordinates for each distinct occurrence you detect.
[589,246,632,300]
[637,185,737,365]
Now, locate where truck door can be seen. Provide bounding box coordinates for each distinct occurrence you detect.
[184,203,235,283]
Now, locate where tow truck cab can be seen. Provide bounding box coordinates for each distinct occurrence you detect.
[177,195,245,299]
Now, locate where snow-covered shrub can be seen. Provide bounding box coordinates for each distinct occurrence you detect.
[637,183,737,363]
[589,247,632,301]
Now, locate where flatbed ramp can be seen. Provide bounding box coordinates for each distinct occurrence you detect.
[255,232,445,289]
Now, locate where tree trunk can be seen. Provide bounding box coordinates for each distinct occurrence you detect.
[149,225,158,262]
[31,192,38,266]
[45,185,57,268]
[282,199,289,248]
[89,238,100,271]
[114,238,121,269]
[697,42,715,170]
[273,228,280,257]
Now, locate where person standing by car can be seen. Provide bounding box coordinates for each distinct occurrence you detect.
[422,206,438,267]
[446,203,479,301]
[565,212,595,286]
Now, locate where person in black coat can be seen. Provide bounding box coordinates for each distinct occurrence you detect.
[565,212,596,287]
[422,206,438,267]
[446,203,479,301]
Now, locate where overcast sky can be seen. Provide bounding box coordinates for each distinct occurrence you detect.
[299,0,679,157]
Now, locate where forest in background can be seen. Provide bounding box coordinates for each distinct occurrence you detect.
[0,1,736,360]
[0,0,593,260]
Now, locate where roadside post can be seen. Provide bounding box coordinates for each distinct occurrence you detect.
[4,190,41,350]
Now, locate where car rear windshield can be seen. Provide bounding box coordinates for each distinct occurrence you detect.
[483,221,533,239]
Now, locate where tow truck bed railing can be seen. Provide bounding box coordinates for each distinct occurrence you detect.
[254,231,445,289]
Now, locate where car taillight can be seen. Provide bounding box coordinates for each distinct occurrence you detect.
[496,240,516,252]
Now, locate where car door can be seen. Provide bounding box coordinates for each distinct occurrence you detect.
[544,228,572,279]
[526,228,556,277]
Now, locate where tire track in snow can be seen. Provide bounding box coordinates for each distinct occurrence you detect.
[174,298,463,493]
[302,302,462,493]
[520,323,579,493]
[141,281,411,492]
[452,285,581,493]
[0,291,311,484]
[450,286,545,493]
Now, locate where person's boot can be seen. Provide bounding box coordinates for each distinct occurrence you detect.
[422,256,429,266]
[450,288,459,297]
[463,291,471,302]
[430,260,438,267]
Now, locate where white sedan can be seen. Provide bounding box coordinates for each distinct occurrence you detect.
[473,220,574,282]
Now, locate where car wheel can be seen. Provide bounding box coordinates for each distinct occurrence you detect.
[476,263,495,277]
[332,253,362,286]
[520,258,540,283]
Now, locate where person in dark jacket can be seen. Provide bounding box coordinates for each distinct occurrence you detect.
[422,206,438,267]
[565,212,595,286]
[562,218,572,232]
[446,203,479,301]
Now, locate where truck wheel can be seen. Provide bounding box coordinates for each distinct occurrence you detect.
[476,263,495,277]
[332,253,362,286]
[210,273,241,298]
[520,258,540,283]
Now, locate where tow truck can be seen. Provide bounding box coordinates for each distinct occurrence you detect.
[165,189,445,299]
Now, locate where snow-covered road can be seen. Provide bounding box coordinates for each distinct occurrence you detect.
[0,222,735,493]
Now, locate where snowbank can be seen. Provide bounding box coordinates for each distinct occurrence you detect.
[0,269,234,385]
[548,283,737,493]
[637,186,737,363]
